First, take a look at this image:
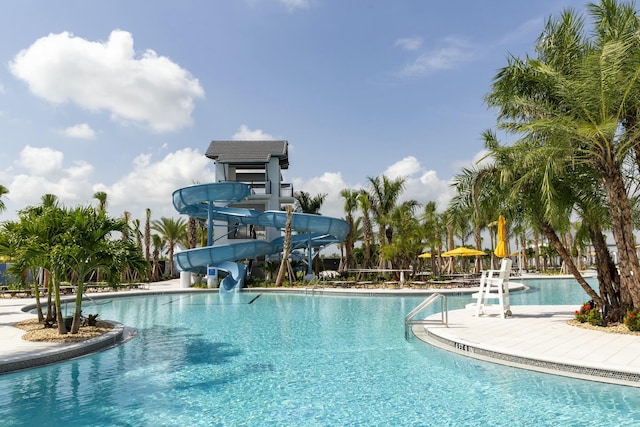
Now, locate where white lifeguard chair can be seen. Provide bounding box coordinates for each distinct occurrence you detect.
[472,258,512,318]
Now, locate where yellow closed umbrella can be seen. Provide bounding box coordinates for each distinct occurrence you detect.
[494,214,507,258]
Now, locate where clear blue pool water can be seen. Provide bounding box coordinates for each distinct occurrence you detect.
[1,278,640,426]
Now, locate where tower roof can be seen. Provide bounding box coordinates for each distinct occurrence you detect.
[205,140,289,168]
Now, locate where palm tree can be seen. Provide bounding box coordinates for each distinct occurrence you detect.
[40,193,60,209]
[421,201,444,275]
[144,208,152,263]
[12,200,67,329]
[151,217,187,277]
[294,191,326,214]
[275,205,293,286]
[340,189,358,270]
[486,1,640,315]
[0,184,8,212]
[367,175,406,268]
[382,201,423,271]
[93,191,108,214]
[449,164,502,272]
[151,234,165,281]
[357,190,374,269]
[121,211,131,241]
[62,205,144,333]
[483,131,621,319]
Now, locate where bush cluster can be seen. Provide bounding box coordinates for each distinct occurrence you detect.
[624,309,640,332]
[574,300,602,326]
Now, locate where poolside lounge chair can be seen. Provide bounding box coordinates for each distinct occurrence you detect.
[471,258,512,319]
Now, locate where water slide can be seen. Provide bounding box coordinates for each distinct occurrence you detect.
[172,182,349,291]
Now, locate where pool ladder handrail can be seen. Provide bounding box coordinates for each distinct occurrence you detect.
[404,293,448,340]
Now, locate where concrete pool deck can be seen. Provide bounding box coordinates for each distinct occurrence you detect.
[0,278,639,388]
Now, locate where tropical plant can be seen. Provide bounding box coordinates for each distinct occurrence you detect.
[624,309,640,331]
[144,208,151,263]
[421,201,444,275]
[575,300,602,326]
[367,175,406,267]
[151,234,165,281]
[275,205,293,286]
[0,184,8,212]
[62,206,146,333]
[340,188,358,270]
[93,191,108,213]
[151,217,187,277]
[357,190,375,269]
[484,0,640,320]
[381,201,423,270]
[294,191,327,214]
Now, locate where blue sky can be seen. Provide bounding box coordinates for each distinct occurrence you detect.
[0,0,588,224]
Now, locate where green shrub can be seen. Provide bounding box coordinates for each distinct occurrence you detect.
[624,309,640,332]
[575,300,602,326]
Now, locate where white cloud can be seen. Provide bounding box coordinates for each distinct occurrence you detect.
[232,124,276,140]
[60,123,96,139]
[92,148,216,218]
[395,36,423,51]
[399,37,475,77]
[383,156,422,180]
[0,145,215,224]
[9,146,94,208]
[9,30,204,133]
[17,145,64,176]
[292,171,352,220]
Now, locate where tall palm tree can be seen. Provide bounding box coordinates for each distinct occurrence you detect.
[382,201,423,271]
[151,234,165,281]
[486,0,640,314]
[421,201,443,274]
[340,189,358,270]
[449,164,502,272]
[151,217,187,277]
[357,190,374,269]
[132,219,143,255]
[367,175,406,268]
[121,211,131,241]
[144,208,151,263]
[275,205,293,286]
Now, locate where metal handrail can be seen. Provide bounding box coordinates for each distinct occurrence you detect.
[404,293,448,340]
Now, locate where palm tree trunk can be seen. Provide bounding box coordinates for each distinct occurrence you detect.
[52,273,66,334]
[71,281,84,334]
[597,162,639,308]
[275,206,293,287]
[45,270,53,323]
[590,224,623,322]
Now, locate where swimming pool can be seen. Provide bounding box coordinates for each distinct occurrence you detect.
[1,278,640,426]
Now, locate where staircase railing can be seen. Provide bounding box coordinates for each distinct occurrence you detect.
[404,293,448,340]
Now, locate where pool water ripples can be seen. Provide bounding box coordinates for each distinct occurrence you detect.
[2,279,640,425]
